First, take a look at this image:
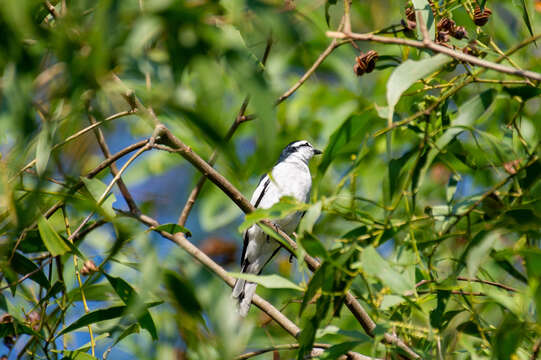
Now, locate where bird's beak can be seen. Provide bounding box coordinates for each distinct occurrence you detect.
[313,149,323,155]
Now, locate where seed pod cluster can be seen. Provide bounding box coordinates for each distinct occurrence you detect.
[80,259,98,275]
[474,5,492,26]
[354,50,379,77]
[402,6,417,30]
[436,17,469,45]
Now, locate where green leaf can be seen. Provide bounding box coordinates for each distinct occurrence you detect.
[300,263,328,316]
[324,0,337,27]
[37,215,70,256]
[299,233,328,260]
[493,314,523,360]
[386,54,450,118]
[36,126,51,176]
[11,252,50,289]
[361,246,412,294]
[514,0,535,39]
[58,305,126,336]
[58,302,161,337]
[317,114,369,176]
[104,274,158,341]
[163,270,203,315]
[298,295,331,359]
[319,341,362,360]
[229,273,303,291]
[57,350,98,360]
[298,201,321,234]
[81,177,117,219]
[504,86,541,101]
[111,323,140,347]
[239,196,307,232]
[446,173,460,204]
[150,223,191,237]
[416,89,495,190]
[39,281,65,305]
[388,148,415,199]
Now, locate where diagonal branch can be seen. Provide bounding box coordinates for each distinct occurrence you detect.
[276,16,346,105]
[118,209,373,360]
[153,125,420,359]
[325,30,541,81]
[87,108,140,214]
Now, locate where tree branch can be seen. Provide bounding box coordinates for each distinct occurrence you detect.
[117,209,374,360]
[87,108,140,214]
[325,30,541,81]
[276,16,346,105]
[152,125,420,359]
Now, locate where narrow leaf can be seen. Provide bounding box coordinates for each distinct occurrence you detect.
[11,252,50,289]
[104,274,158,340]
[58,306,126,336]
[229,273,304,291]
[387,54,450,114]
[36,127,51,176]
[81,177,117,219]
[37,215,70,256]
[361,246,412,294]
[150,223,191,237]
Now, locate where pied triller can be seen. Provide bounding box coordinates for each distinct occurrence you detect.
[232,140,322,316]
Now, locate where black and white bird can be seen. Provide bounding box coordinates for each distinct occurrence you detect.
[232,140,322,316]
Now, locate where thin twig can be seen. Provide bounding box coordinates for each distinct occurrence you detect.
[116,209,373,360]
[87,109,140,214]
[0,258,53,292]
[276,16,346,105]
[44,1,58,18]
[67,144,151,241]
[10,109,137,183]
[325,30,541,81]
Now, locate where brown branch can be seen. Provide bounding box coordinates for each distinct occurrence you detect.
[10,140,148,257]
[67,144,151,242]
[325,30,541,81]
[235,343,380,360]
[117,209,373,360]
[44,1,58,19]
[276,16,346,105]
[87,109,140,214]
[414,277,517,292]
[153,125,420,359]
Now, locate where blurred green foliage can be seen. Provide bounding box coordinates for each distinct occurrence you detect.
[1,0,541,359]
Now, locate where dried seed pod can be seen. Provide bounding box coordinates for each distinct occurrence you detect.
[0,314,13,324]
[80,259,98,275]
[354,50,379,76]
[451,25,468,39]
[436,30,450,43]
[403,6,417,30]
[437,17,455,32]
[473,6,492,26]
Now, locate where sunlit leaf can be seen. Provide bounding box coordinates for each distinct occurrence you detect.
[229,272,303,291]
[37,215,70,256]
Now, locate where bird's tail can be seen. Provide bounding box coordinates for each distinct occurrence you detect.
[232,263,259,317]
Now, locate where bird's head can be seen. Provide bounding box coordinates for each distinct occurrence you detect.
[278,140,322,163]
